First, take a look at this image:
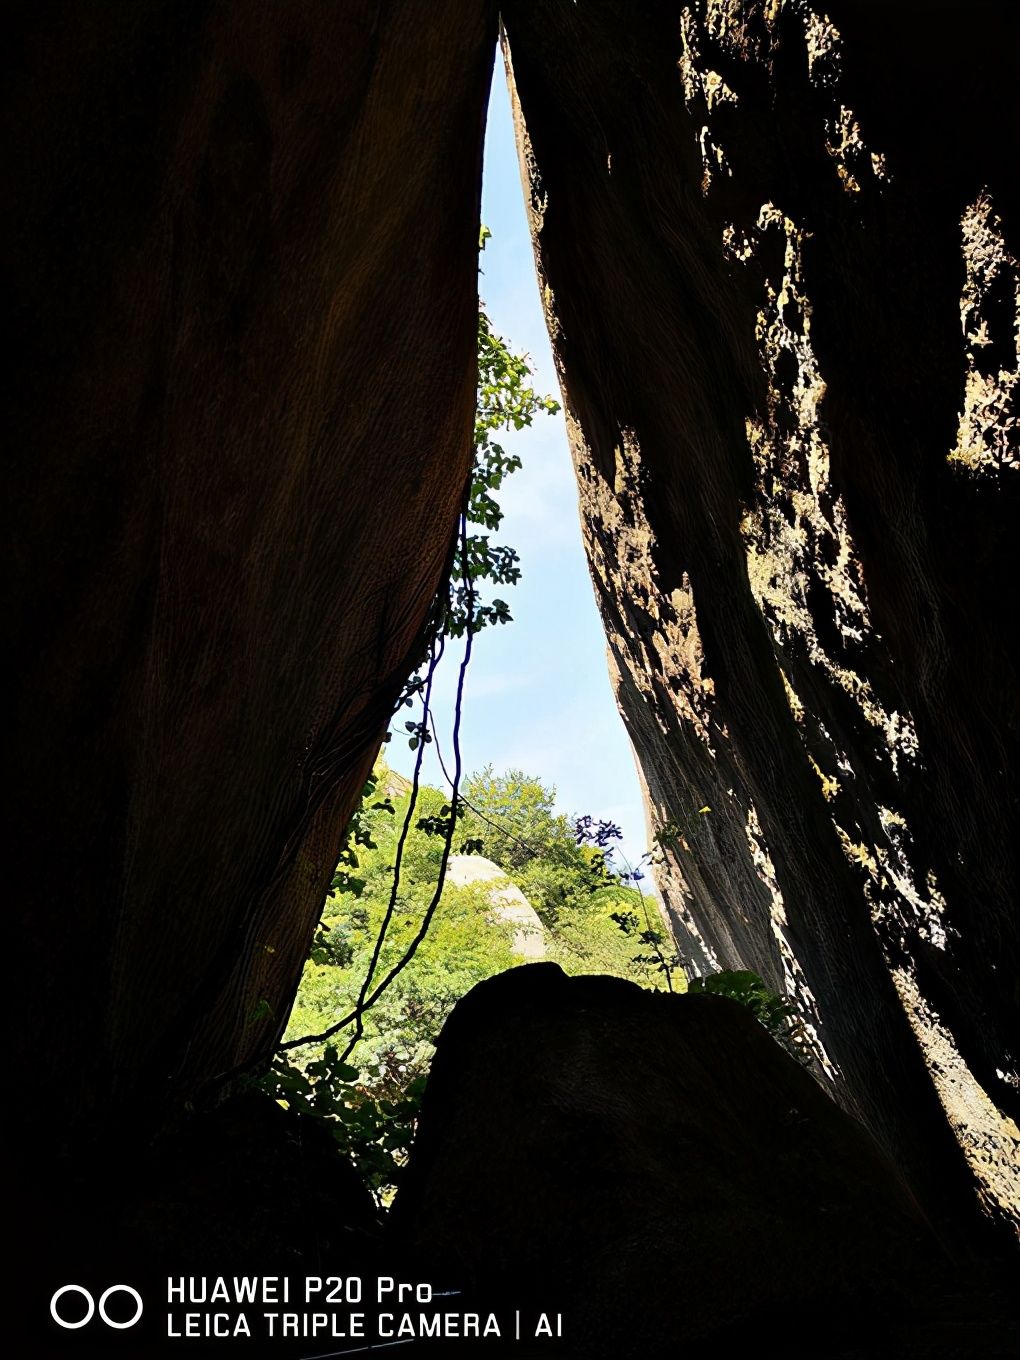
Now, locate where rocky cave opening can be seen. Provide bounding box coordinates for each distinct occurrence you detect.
[7,4,1018,1356]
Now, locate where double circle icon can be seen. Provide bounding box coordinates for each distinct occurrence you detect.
[50,1284,143,1330]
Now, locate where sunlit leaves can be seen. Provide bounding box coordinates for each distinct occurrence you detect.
[443,252,560,640]
[688,969,810,1063]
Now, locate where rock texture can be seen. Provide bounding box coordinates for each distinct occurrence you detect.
[392,965,960,1358]
[501,0,1019,1235]
[8,0,1018,1295]
[5,0,496,1166]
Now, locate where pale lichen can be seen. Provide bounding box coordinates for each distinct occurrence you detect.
[824,105,892,196]
[600,427,718,749]
[800,4,841,88]
[948,192,1020,475]
[722,221,757,263]
[870,807,951,953]
[740,202,921,781]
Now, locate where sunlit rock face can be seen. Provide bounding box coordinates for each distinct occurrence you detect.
[6,0,496,1160]
[502,0,1018,1235]
[446,855,546,958]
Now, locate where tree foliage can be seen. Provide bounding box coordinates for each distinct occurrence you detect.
[458,767,623,924]
[445,228,559,638]
[262,763,674,1200]
[688,969,810,1063]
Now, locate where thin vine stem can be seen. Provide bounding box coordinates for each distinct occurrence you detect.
[333,634,442,1062]
[278,509,475,1057]
[426,710,547,864]
[616,847,679,993]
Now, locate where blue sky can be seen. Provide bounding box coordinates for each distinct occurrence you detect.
[389,67,649,873]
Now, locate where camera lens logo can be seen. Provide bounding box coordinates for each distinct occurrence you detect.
[50,1285,143,1330]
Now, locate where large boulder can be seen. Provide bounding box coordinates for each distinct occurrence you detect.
[392,964,962,1357]
[446,853,546,958]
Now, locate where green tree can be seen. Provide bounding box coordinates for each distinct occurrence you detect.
[266,776,520,1201]
[460,766,568,869]
[458,766,615,923]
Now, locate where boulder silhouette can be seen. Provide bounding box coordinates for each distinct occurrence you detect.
[392,964,950,1357]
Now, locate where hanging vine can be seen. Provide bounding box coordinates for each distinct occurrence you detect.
[255,233,562,1194]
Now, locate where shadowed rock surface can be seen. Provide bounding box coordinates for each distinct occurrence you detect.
[500,0,1019,1235]
[110,1092,381,1275]
[20,1092,389,1354]
[6,0,496,1166]
[392,965,1012,1358]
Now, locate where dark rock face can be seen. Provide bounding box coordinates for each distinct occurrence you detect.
[110,1092,381,1275]
[392,965,953,1357]
[5,0,496,1163]
[15,1092,384,1354]
[501,1,1019,1232]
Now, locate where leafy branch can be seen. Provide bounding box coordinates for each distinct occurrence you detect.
[688,970,811,1063]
